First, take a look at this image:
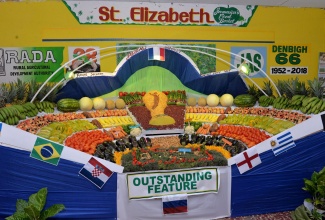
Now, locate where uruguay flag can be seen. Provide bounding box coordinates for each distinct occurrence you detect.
[148,47,165,61]
[272,131,296,156]
[79,157,114,189]
[162,194,188,214]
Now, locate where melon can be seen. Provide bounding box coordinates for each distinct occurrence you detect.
[207,94,219,107]
[220,94,234,107]
[115,98,126,109]
[197,97,207,106]
[79,97,93,111]
[93,97,106,110]
[187,97,197,106]
[106,100,115,109]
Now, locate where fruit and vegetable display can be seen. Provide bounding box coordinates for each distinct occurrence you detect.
[0,77,324,172]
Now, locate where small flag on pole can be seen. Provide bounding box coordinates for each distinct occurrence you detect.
[162,194,188,214]
[271,131,296,156]
[79,157,114,189]
[30,137,64,166]
[235,148,261,174]
[148,47,165,61]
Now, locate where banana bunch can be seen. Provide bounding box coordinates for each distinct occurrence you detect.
[22,102,39,117]
[185,113,219,123]
[258,95,275,107]
[0,106,22,125]
[97,116,135,128]
[272,96,291,109]
[34,101,55,113]
[288,95,307,110]
[300,97,325,114]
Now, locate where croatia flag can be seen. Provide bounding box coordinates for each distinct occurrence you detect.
[162,194,188,214]
[79,157,114,189]
[148,47,165,61]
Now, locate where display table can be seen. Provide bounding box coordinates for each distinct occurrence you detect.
[0,113,325,219]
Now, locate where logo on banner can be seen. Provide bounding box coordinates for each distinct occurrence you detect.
[79,157,114,189]
[30,137,64,166]
[235,148,261,174]
[270,45,309,75]
[127,168,218,199]
[0,48,5,76]
[271,132,296,156]
[63,1,257,27]
[231,47,267,78]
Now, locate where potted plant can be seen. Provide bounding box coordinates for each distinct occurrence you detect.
[291,166,325,220]
[302,166,325,213]
[6,187,65,220]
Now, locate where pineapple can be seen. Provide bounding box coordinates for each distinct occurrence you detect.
[26,79,41,102]
[282,77,308,98]
[307,78,325,99]
[14,78,28,104]
[0,82,16,106]
[247,84,260,100]
[275,79,286,97]
[44,82,63,102]
[261,80,274,97]
[0,85,6,108]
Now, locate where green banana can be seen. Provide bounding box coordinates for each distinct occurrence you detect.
[0,112,4,122]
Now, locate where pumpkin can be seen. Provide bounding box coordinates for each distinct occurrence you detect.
[206,94,219,107]
[220,94,234,107]
[79,97,93,111]
[93,97,106,110]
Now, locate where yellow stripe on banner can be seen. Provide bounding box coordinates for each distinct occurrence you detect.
[42,26,275,43]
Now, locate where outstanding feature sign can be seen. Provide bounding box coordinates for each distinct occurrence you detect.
[127,168,219,199]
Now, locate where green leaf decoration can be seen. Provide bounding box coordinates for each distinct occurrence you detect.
[291,205,312,220]
[24,205,41,220]
[5,211,28,220]
[40,204,65,220]
[16,199,28,213]
[6,187,64,220]
[28,187,47,212]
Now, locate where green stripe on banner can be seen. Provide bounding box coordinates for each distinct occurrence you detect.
[30,137,64,166]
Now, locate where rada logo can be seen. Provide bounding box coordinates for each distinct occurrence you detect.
[0,48,6,76]
[231,47,267,78]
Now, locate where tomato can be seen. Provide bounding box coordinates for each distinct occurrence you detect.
[119,92,124,97]
[123,92,128,96]
[141,91,146,96]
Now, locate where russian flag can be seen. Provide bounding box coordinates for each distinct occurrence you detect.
[79,157,114,189]
[148,47,165,61]
[162,194,188,214]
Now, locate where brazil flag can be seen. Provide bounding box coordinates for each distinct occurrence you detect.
[30,137,64,166]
